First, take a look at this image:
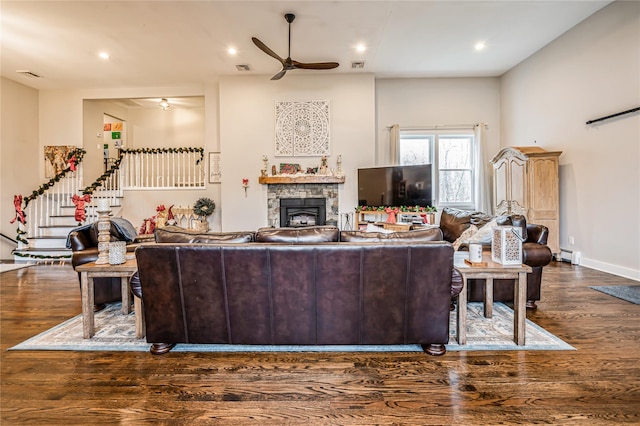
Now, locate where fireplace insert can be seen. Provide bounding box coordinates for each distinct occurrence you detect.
[280,198,326,227]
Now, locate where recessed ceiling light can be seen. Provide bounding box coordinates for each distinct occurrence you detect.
[228,47,237,55]
[98,51,110,60]
[474,42,486,51]
[356,44,366,53]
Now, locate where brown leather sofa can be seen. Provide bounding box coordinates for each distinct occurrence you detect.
[439,207,553,309]
[67,218,153,309]
[134,225,461,356]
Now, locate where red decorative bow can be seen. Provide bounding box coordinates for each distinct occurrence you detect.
[384,207,400,224]
[10,195,26,225]
[72,194,92,223]
[68,155,77,172]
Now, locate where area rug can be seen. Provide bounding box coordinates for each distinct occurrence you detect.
[590,285,640,305]
[0,263,33,274]
[10,302,573,353]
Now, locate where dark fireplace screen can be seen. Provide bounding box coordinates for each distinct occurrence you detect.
[280,198,326,227]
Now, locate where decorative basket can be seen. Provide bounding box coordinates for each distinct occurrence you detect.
[108,241,127,265]
[491,226,523,265]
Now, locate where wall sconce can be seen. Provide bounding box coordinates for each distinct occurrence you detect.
[159,98,170,110]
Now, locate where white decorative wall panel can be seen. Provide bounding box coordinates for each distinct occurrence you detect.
[275,100,330,156]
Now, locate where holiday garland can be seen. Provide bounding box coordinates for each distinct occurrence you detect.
[23,148,86,208]
[119,147,204,164]
[12,250,71,260]
[81,155,123,195]
[356,205,437,213]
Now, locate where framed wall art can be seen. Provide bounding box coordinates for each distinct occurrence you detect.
[275,100,330,156]
[44,145,76,178]
[209,152,221,183]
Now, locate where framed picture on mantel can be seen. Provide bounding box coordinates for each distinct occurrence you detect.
[209,152,221,184]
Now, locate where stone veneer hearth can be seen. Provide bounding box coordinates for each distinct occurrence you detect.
[267,184,339,227]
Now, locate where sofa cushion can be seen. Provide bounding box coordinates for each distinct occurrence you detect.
[468,218,498,246]
[154,226,255,243]
[340,227,443,242]
[439,207,493,243]
[365,223,394,234]
[452,225,478,251]
[255,226,339,243]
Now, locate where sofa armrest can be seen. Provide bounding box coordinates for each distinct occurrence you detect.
[67,230,93,252]
[71,247,99,270]
[522,242,553,267]
[526,224,549,245]
[451,269,463,298]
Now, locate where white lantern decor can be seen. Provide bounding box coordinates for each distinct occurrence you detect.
[491,226,524,265]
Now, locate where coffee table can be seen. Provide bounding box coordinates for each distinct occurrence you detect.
[76,258,138,339]
[454,251,532,345]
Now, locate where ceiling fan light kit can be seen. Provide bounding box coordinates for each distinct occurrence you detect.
[159,98,170,110]
[252,13,339,80]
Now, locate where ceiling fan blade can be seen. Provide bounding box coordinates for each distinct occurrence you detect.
[252,37,285,64]
[271,69,287,80]
[293,61,340,70]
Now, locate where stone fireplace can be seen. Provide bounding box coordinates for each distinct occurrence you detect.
[267,184,339,227]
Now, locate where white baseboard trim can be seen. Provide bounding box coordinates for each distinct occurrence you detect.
[580,258,640,282]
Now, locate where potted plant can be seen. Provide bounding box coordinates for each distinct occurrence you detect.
[193,197,215,232]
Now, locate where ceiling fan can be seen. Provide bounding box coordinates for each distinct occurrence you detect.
[252,13,339,80]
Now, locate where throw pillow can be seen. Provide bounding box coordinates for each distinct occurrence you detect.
[366,223,395,234]
[468,218,498,245]
[452,225,478,251]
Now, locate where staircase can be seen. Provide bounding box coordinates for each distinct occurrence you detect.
[14,194,123,261]
[11,147,204,261]
[12,163,123,262]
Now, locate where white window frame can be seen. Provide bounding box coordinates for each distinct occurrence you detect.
[399,129,476,210]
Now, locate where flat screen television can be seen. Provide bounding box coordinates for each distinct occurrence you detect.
[358,164,433,208]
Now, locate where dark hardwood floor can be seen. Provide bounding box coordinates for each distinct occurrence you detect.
[1,261,639,424]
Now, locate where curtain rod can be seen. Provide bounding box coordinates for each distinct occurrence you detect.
[586,107,639,125]
[387,123,485,130]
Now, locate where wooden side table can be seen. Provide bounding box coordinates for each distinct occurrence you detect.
[76,258,138,339]
[454,252,532,345]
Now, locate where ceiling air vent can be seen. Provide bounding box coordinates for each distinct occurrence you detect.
[16,70,42,78]
[235,64,251,71]
[351,61,365,69]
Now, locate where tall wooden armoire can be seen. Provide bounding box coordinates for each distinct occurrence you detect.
[491,146,562,257]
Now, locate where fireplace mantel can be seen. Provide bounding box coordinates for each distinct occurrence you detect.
[258,175,345,185]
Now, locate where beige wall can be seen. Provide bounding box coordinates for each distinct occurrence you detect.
[127,105,205,149]
[219,74,376,231]
[501,1,640,280]
[376,77,501,167]
[0,78,40,259]
[82,99,128,184]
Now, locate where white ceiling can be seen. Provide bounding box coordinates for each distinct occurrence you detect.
[2,0,610,92]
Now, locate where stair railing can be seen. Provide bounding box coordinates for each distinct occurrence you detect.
[11,148,87,248]
[9,146,204,253]
[119,147,205,189]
